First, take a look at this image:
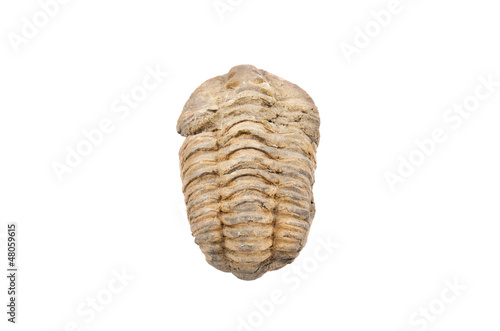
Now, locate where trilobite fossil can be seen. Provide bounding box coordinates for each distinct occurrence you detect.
[177,65,320,280]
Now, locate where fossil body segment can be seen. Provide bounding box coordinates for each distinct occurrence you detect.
[177,65,320,280]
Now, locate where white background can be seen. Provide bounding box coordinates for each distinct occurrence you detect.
[1,0,499,330]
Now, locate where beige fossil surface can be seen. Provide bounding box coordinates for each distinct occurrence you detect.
[177,65,320,280]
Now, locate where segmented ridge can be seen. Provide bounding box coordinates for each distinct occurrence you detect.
[180,119,316,280]
[178,65,319,280]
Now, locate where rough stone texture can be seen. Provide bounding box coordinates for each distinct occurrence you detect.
[177,65,320,280]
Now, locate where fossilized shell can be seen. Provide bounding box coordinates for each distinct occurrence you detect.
[177,65,320,280]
